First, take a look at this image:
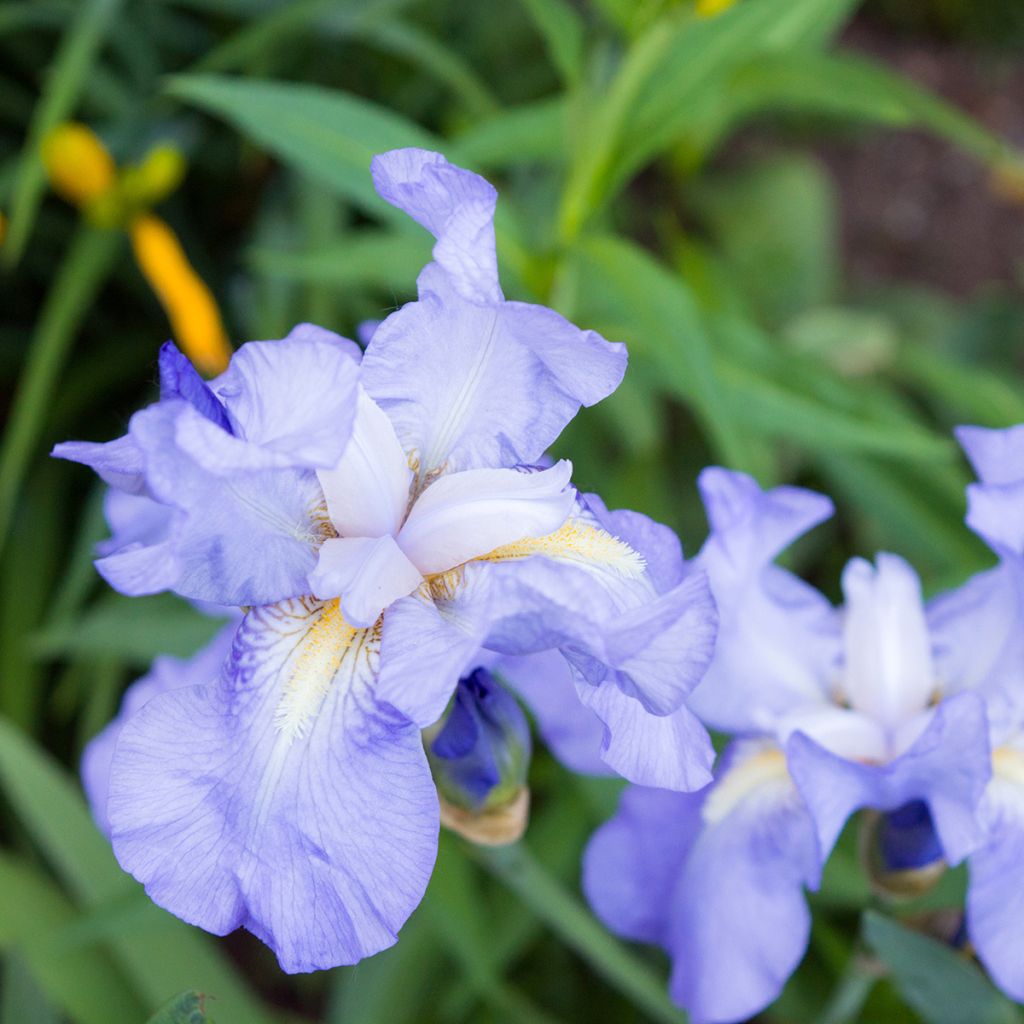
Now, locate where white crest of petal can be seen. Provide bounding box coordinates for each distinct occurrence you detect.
[317,389,412,539]
[309,536,424,629]
[841,553,936,730]
[396,461,574,576]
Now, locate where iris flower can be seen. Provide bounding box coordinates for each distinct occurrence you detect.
[57,148,717,971]
[582,432,1024,1023]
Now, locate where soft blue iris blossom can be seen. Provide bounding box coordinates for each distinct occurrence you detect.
[582,432,1024,1024]
[57,148,718,972]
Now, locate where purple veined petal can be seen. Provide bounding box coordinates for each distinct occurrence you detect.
[309,535,423,629]
[207,328,360,469]
[967,749,1024,1001]
[583,784,705,948]
[361,290,625,477]
[128,401,327,605]
[158,342,231,431]
[496,648,612,777]
[689,468,840,734]
[928,559,1024,742]
[397,461,574,575]
[376,589,494,728]
[52,434,147,494]
[317,389,412,539]
[841,554,935,730]
[82,623,238,836]
[371,148,501,304]
[955,424,1024,485]
[108,598,439,972]
[666,741,820,1024]
[787,691,992,866]
[577,681,714,790]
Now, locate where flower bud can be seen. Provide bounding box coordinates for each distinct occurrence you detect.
[42,123,117,208]
[863,801,947,898]
[428,668,532,845]
[121,145,187,208]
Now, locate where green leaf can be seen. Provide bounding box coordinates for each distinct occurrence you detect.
[0,226,121,558]
[572,233,754,472]
[0,853,144,1024]
[519,0,586,85]
[3,0,123,265]
[448,97,568,168]
[728,51,1014,166]
[165,75,438,217]
[146,991,210,1024]
[863,911,1020,1024]
[33,593,227,667]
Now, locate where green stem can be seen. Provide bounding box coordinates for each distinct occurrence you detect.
[473,842,687,1024]
[0,225,121,555]
[816,952,880,1024]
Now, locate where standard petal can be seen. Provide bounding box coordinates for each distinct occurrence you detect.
[496,649,612,776]
[583,785,704,947]
[667,744,819,1024]
[787,692,991,865]
[927,560,1024,742]
[209,328,360,469]
[397,462,574,575]
[108,599,439,972]
[309,535,423,628]
[158,341,231,430]
[317,389,412,538]
[956,424,1024,485]
[361,295,625,476]
[371,148,500,303]
[689,467,840,733]
[129,402,327,604]
[82,623,237,836]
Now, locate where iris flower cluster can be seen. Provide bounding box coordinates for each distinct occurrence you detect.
[58,148,718,972]
[60,147,1024,1014]
[582,431,1024,1023]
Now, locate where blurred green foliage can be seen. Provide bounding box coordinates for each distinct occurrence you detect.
[2,0,1023,1021]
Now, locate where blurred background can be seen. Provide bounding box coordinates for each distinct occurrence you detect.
[2,0,1024,1021]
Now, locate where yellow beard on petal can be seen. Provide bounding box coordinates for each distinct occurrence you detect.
[480,519,645,577]
[701,744,790,826]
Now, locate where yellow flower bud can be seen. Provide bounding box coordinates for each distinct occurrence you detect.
[121,145,187,208]
[0,212,6,247]
[129,213,232,376]
[42,123,117,207]
[696,0,737,16]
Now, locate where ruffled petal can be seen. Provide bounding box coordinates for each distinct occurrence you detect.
[689,467,840,733]
[361,291,625,477]
[317,389,411,539]
[956,424,1024,485]
[496,649,612,776]
[371,148,500,303]
[583,785,704,947]
[667,743,819,1024]
[128,402,328,604]
[108,598,439,972]
[209,328,360,469]
[158,342,231,431]
[309,535,423,628]
[787,692,991,865]
[957,425,1024,554]
[52,434,146,494]
[577,681,714,790]
[397,462,574,575]
[82,623,237,836]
